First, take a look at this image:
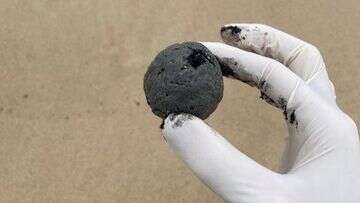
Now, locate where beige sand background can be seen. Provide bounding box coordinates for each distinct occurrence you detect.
[0,0,359,202]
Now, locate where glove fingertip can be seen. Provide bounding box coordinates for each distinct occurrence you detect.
[162,113,198,136]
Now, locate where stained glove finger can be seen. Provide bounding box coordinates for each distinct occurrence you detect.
[220,24,336,105]
[163,113,289,202]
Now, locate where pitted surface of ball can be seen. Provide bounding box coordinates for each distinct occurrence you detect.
[144,42,223,119]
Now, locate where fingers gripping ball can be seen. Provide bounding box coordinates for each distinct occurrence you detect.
[144,42,224,119]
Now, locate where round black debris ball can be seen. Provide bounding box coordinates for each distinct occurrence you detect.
[144,42,223,119]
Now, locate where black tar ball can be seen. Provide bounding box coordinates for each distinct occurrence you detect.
[144,42,223,119]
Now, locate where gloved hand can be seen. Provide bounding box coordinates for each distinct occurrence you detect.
[162,24,360,203]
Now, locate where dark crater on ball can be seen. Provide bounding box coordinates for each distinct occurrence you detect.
[144,42,223,119]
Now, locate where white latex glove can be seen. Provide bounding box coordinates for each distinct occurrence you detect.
[162,24,360,203]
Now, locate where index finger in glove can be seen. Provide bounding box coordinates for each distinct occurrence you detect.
[220,24,336,105]
[201,42,342,135]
